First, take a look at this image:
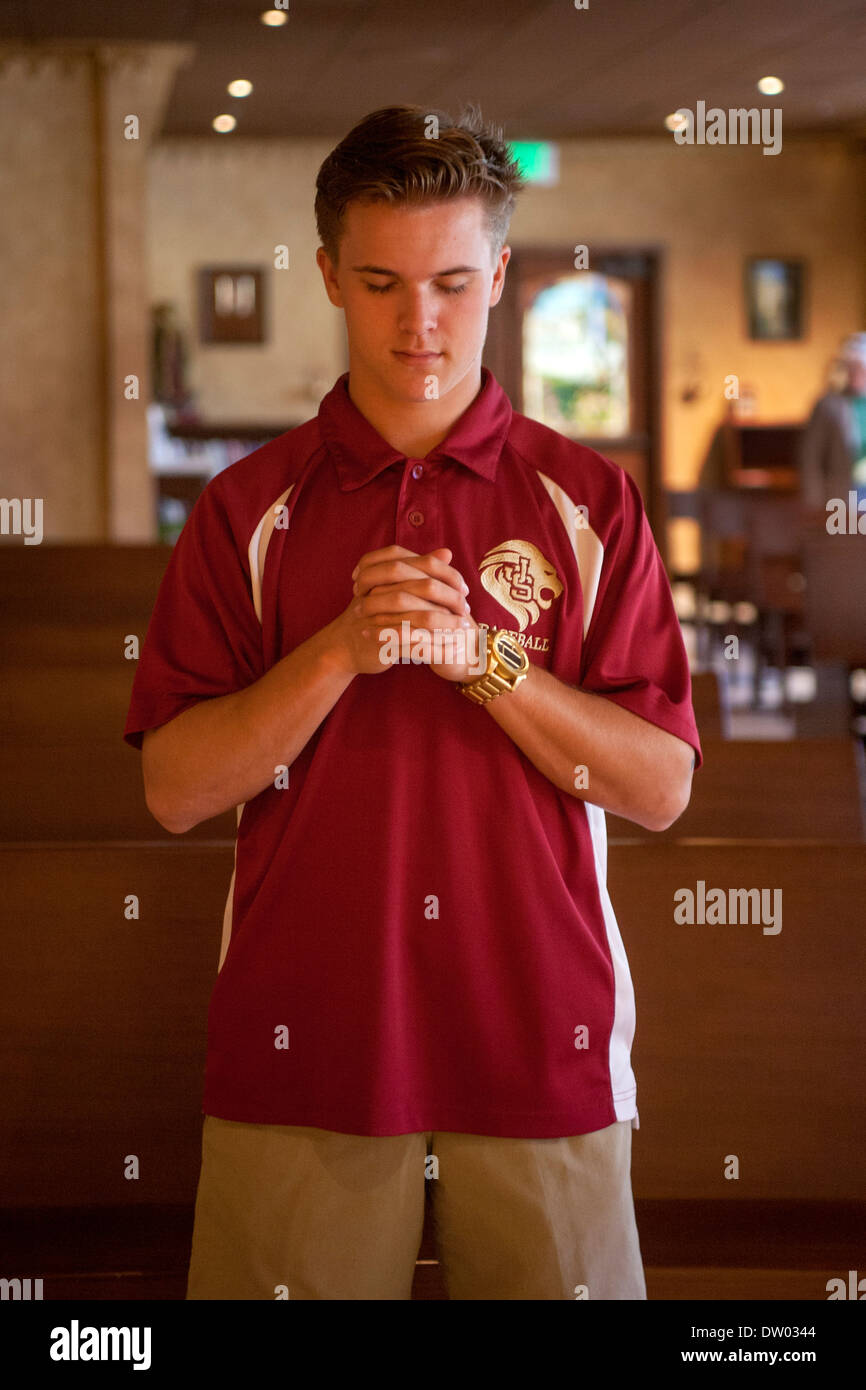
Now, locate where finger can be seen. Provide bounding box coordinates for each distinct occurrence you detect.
[354,551,466,598]
[351,544,448,581]
[355,585,454,619]
[352,545,452,580]
[363,610,475,637]
[361,579,470,617]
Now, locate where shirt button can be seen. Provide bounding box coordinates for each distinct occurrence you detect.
[411,463,423,479]
[408,510,424,526]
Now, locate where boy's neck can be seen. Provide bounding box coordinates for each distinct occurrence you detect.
[345,362,483,459]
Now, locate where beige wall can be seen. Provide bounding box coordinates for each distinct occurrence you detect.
[0,42,191,543]
[146,140,347,428]
[0,52,103,540]
[149,133,866,492]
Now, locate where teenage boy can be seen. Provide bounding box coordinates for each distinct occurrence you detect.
[124,103,701,1300]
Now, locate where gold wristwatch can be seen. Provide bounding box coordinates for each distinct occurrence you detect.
[457,626,530,705]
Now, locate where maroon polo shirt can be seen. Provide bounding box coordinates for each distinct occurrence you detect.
[124,367,701,1137]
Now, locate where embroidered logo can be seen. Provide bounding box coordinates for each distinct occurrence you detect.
[478,540,563,632]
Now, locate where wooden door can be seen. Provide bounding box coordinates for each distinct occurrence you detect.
[483,247,662,539]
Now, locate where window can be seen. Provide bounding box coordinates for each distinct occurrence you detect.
[522,273,632,437]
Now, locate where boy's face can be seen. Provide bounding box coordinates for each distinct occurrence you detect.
[316,195,510,405]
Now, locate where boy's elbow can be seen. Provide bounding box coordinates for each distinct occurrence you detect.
[145,785,192,835]
[142,729,193,834]
[646,798,686,834]
[650,756,694,832]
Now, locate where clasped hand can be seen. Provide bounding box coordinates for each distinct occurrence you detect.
[339,544,484,682]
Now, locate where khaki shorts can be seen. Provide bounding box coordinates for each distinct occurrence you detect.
[186,1115,646,1300]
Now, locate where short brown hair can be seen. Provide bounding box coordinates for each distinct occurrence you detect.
[315,103,526,267]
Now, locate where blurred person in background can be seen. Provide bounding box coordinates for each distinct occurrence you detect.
[800,332,866,513]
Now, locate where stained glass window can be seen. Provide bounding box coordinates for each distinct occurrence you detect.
[522,273,631,437]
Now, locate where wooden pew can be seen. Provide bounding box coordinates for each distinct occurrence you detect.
[1,841,863,1208]
[0,544,170,667]
[0,742,237,840]
[0,624,148,668]
[605,841,866,1200]
[0,667,137,744]
[802,531,866,667]
[689,669,726,740]
[0,545,169,625]
[606,737,865,841]
[0,840,446,1297]
[0,667,237,841]
[0,843,234,1207]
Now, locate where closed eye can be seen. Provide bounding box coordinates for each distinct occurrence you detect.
[363,282,468,295]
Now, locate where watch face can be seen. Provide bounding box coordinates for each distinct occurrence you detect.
[493,631,527,672]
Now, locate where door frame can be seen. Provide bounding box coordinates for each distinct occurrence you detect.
[483,244,666,549]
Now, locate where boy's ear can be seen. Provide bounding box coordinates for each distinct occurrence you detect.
[316,247,344,307]
[489,245,511,306]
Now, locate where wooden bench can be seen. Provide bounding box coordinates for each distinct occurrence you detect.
[0,544,170,666]
[0,667,138,744]
[606,737,865,841]
[802,531,866,666]
[0,545,169,624]
[607,840,866,1199]
[0,843,234,1207]
[0,742,237,840]
[1,840,863,1208]
[689,669,726,740]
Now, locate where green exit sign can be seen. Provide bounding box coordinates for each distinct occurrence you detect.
[509,141,559,186]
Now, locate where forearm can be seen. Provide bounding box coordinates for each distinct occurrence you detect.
[481,661,694,831]
[143,620,355,833]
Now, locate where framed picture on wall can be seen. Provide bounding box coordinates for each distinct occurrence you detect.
[198,266,266,344]
[744,258,805,341]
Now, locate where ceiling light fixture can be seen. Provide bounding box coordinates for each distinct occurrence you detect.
[227,79,253,98]
[757,76,784,95]
[261,8,288,25]
[213,114,237,133]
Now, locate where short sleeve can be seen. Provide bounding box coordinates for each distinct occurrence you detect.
[123,480,265,750]
[579,468,703,769]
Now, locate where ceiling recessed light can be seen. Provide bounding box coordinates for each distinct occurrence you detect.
[757,76,784,95]
[665,111,687,132]
[261,8,288,25]
[227,79,253,98]
[213,114,237,134]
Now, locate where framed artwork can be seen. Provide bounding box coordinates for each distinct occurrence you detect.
[744,258,805,341]
[198,266,266,344]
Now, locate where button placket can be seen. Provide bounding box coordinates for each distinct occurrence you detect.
[405,458,426,527]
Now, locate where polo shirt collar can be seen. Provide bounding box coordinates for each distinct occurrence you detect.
[318,366,512,490]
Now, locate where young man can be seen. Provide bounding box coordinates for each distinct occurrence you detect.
[124,103,701,1300]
